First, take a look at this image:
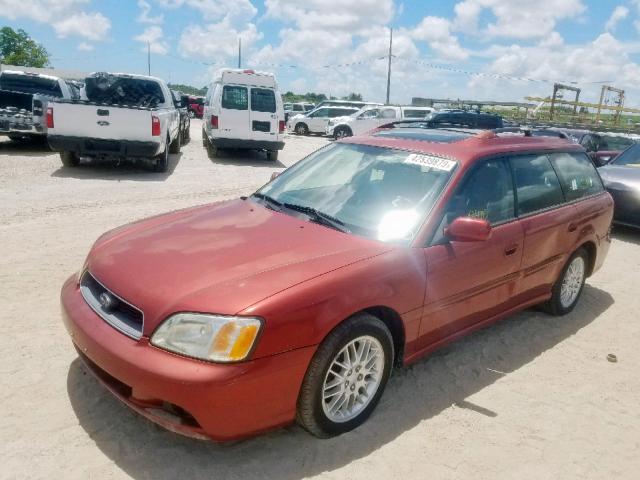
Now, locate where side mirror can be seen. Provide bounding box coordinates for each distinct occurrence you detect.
[270,171,280,181]
[444,217,492,242]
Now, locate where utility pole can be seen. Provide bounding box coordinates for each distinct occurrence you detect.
[238,37,242,69]
[386,27,393,105]
[147,41,151,76]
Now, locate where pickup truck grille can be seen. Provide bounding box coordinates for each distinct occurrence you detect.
[79,271,144,340]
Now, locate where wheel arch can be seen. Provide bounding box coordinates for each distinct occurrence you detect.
[577,240,597,277]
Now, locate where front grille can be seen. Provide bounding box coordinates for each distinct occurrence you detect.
[79,271,144,339]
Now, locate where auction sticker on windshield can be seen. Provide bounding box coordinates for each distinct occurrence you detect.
[404,154,456,171]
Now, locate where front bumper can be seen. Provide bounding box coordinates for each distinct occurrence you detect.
[48,135,162,158]
[60,275,315,441]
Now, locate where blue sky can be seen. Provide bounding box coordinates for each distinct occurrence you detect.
[3,0,640,106]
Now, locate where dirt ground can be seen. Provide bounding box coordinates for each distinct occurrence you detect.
[1,120,639,480]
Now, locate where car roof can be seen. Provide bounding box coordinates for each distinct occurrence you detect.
[342,127,584,167]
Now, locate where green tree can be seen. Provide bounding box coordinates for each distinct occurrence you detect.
[343,93,363,101]
[167,83,207,96]
[0,27,50,67]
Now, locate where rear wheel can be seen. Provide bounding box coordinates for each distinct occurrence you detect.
[206,141,218,158]
[169,132,181,154]
[295,123,309,135]
[296,313,393,438]
[334,126,352,140]
[60,151,80,167]
[266,150,279,162]
[154,143,169,173]
[542,248,588,315]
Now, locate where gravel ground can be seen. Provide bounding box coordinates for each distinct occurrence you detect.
[1,120,639,480]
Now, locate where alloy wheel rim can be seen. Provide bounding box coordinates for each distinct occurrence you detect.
[321,335,384,423]
[560,256,585,308]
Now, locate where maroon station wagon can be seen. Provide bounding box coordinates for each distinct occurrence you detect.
[61,126,614,441]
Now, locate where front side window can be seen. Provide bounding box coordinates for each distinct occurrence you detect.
[443,159,515,226]
[549,152,604,201]
[612,143,640,166]
[256,143,457,243]
[359,109,380,119]
[380,108,397,119]
[510,154,565,215]
[221,85,248,110]
[250,88,276,113]
[309,108,329,118]
[600,135,634,151]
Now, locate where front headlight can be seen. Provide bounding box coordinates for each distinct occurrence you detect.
[151,313,262,362]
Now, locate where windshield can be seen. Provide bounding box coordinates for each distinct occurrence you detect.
[612,143,640,166]
[255,143,456,243]
[0,73,62,97]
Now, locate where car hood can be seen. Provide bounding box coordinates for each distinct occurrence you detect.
[86,199,391,334]
[599,165,640,190]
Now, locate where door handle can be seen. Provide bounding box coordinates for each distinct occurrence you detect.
[504,243,519,256]
[568,223,578,232]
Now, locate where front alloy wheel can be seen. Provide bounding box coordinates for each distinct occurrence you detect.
[297,313,393,438]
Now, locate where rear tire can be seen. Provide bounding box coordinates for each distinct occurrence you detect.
[296,313,393,438]
[295,123,309,135]
[154,144,169,173]
[266,150,279,162]
[169,133,181,154]
[542,248,588,316]
[334,126,352,140]
[206,141,218,158]
[60,151,80,167]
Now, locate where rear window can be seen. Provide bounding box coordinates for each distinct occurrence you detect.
[251,88,276,113]
[85,74,165,107]
[403,109,430,118]
[222,85,248,110]
[510,154,565,215]
[549,152,604,201]
[0,73,63,97]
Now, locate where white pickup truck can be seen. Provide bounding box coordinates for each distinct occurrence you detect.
[0,70,76,141]
[325,105,435,139]
[47,72,180,172]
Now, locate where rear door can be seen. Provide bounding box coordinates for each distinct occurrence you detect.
[219,84,249,139]
[249,87,278,142]
[305,107,330,133]
[509,153,579,298]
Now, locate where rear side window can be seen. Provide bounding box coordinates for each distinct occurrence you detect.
[403,109,429,118]
[510,154,565,215]
[222,85,248,110]
[250,88,276,113]
[549,152,604,201]
[329,108,354,117]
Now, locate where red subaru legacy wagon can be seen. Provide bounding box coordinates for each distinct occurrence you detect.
[61,126,613,441]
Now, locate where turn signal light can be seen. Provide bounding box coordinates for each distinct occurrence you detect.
[151,115,161,136]
[46,107,54,128]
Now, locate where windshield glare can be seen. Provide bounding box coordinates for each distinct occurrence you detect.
[257,143,456,243]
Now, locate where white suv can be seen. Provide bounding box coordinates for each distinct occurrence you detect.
[287,106,358,135]
[326,105,435,139]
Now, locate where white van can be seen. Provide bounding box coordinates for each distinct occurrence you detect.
[202,69,285,161]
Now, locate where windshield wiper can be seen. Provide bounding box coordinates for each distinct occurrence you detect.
[282,203,350,233]
[251,192,282,211]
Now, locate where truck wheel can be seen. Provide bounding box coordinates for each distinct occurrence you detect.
[184,124,190,142]
[60,151,80,167]
[207,141,218,158]
[154,145,169,173]
[334,126,352,140]
[266,150,279,162]
[295,123,309,135]
[169,132,181,154]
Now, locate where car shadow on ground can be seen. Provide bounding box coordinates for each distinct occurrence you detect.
[208,148,285,168]
[50,152,182,181]
[66,285,612,480]
[612,225,640,246]
[0,138,56,156]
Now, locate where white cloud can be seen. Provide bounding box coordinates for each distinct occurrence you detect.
[135,26,169,55]
[452,0,585,39]
[179,20,261,60]
[53,12,111,41]
[605,5,629,32]
[0,0,111,41]
[77,42,94,51]
[137,0,163,24]
[158,0,256,25]
[411,16,469,61]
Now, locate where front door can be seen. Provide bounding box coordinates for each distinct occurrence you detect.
[420,158,524,347]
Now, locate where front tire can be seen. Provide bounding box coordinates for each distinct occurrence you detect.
[297,313,393,438]
[542,248,588,315]
[60,151,80,167]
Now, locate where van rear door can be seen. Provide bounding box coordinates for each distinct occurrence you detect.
[249,87,278,142]
[219,84,250,139]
